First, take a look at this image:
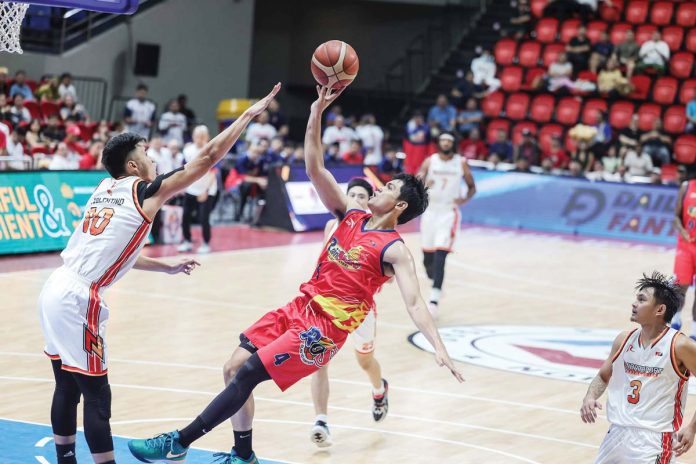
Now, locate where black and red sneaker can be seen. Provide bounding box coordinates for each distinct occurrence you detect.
[372,379,389,422]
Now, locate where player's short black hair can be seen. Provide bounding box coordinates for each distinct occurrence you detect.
[102,133,146,178]
[635,271,682,323]
[347,178,373,197]
[394,173,429,225]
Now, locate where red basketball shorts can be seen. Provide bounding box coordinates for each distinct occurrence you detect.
[243,296,348,391]
[674,240,696,286]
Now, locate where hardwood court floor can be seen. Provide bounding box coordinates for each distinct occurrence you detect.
[1,226,695,463]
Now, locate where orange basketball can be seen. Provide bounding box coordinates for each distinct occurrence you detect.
[310,40,359,90]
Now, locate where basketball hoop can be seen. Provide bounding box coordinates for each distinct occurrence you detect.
[0,1,29,54]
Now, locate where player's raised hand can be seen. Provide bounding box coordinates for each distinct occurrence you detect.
[168,258,201,276]
[674,424,696,456]
[580,397,602,423]
[246,83,282,118]
[312,85,345,114]
[435,350,465,383]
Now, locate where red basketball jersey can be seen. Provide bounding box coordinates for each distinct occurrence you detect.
[300,209,402,333]
[681,180,696,243]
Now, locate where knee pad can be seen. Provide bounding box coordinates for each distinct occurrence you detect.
[55,383,81,407]
[97,384,111,420]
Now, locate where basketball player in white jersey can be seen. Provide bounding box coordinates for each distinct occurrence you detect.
[417,132,476,318]
[581,271,696,463]
[38,83,280,464]
[309,178,389,447]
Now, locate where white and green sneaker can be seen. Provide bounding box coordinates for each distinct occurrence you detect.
[128,430,188,463]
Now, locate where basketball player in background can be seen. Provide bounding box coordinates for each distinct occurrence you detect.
[670,177,696,339]
[417,132,476,319]
[310,178,390,448]
[38,83,281,464]
[581,272,696,462]
[128,85,462,464]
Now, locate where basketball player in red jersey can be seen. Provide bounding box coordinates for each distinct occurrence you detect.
[670,177,696,339]
[129,85,463,464]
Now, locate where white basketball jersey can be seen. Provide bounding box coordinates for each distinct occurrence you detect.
[607,327,689,433]
[426,153,464,209]
[61,176,152,287]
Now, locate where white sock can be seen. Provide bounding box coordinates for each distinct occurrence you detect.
[429,288,442,304]
[315,414,328,424]
[691,320,696,336]
[671,311,682,326]
[373,380,385,396]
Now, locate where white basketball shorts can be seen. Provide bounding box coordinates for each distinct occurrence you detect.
[595,424,675,464]
[349,309,377,354]
[420,206,460,252]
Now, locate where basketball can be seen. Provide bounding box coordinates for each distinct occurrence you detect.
[310,40,359,90]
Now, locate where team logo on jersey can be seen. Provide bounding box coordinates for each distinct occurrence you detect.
[299,326,338,367]
[409,325,696,394]
[326,237,363,271]
[83,324,105,361]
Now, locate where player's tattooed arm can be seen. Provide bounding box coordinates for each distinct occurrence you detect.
[581,331,627,424]
[133,255,200,275]
[673,335,696,456]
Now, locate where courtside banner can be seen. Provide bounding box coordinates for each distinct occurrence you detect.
[464,170,678,245]
[0,171,105,255]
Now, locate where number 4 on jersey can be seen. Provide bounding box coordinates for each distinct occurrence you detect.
[82,207,114,236]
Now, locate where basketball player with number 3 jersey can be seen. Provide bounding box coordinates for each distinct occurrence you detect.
[581,272,696,463]
[417,132,476,319]
[38,83,280,464]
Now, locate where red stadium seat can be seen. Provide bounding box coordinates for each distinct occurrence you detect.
[582,99,608,125]
[610,23,633,46]
[662,26,684,52]
[30,146,49,156]
[650,2,674,26]
[531,0,548,18]
[556,97,582,125]
[573,71,597,96]
[542,43,565,67]
[512,121,538,146]
[600,0,623,22]
[518,41,542,68]
[522,67,546,90]
[539,123,564,153]
[637,103,662,131]
[635,25,657,45]
[23,100,40,119]
[663,106,687,135]
[609,101,635,129]
[586,21,608,44]
[40,101,59,119]
[486,118,510,144]
[627,75,652,100]
[676,3,696,28]
[625,0,649,25]
[494,39,517,67]
[560,19,581,44]
[675,135,696,164]
[481,91,505,118]
[78,122,98,142]
[500,66,523,93]
[686,28,696,54]
[505,92,530,120]
[535,18,559,44]
[25,80,37,93]
[652,77,678,105]
[530,94,555,123]
[671,52,694,80]
[661,164,677,182]
[680,79,696,105]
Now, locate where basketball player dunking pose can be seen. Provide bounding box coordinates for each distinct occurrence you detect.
[38,83,280,464]
[128,86,463,464]
[581,272,696,463]
[417,132,476,318]
[670,178,696,339]
[309,177,390,448]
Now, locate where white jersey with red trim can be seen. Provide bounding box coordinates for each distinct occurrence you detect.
[426,153,464,210]
[61,175,152,286]
[607,327,689,433]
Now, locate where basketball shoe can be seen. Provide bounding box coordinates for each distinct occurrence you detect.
[177,241,192,252]
[212,450,259,463]
[372,378,389,422]
[198,243,211,254]
[310,419,332,447]
[128,430,188,462]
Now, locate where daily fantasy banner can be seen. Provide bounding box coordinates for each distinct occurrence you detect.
[0,171,106,255]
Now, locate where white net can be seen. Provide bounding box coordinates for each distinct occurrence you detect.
[0,2,28,54]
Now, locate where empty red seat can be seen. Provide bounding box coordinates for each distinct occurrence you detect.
[650,2,674,26]
[482,91,505,118]
[505,92,530,120]
[486,118,510,144]
[494,39,517,67]
[663,106,686,135]
[539,123,564,153]
[671,53,694,80]
[625,0,649,25]
[662,26,684,52]
[675,135,696,164]
[582,99,608,125]
[535,18,559,44]
[530,94,555,123]
[556,97,581,125]
[518,41,542,68]
[610,23,633,45]
[522,67,546,90]
[560,19,581,44]
[600,0,623,22]
[542,43,565,67]
[586,21,608,44]
[637,103,662,131]
[23,100,40,119]
[512,121,538,146]
[653,77,679,105]
[40,101,59,119]
[661,164,678,182]
[680,79,696,104]
[531,0,548,18]
[635,24,657,45]
[500,66,523,92]
[627,75,652,100]
[686,28,696,54]
[609,101,634,129]
[676,3,696,28]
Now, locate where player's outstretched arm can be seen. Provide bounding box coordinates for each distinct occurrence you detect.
[133,255,200,275]
[304,86,353,216]
[672,335,696,456]
[384,241,464,383]
[580,331,627,424]
[141,83,281,218]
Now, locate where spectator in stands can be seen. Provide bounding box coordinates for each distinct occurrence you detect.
[618,114,640,156]
[59,94,88,122]
[341,139,364,165]
[686,94,696,134]
[164,139,185,173]
[325,105,343,126]
[637,31,670,76]
[450,70,485,109]
[459,127,487,161]
[586,160,610,182]
[507,0,531,40]
[0,67,8,96]
[234,140,269,224]
[35,76,60,102]
[542,136,570,169]
[43,114,65,149]
[488,129,513,162]
[25,119,46,151]
[0,94,11,121]
[597,58,632,99]
[10,70,34,101]
[324,142,343,166]
[649,168,663,186]
[2,128,27,171]
[428,95,457,133]
[566,26,591,73]
[355,114,384,165]
[92,120,111,144]
[9,95,31,126]
[572,140,595,172]
[158,99,187,145]
[79,141,103,170]
[58,73,78,101]
[614,30,639,79]
[456,98,483,137]
[268,136,285,161]
[177,94,196,139]
[589,31,614,74]
[602,145,621,174]
[623,145,653,177]
[407,111,429,145]
[566,159,585,178]
[124,83,156,139]
[48,142,79,170]
[514,129,541,166]
[147,137,170,172]
[245,110,277,145]
[470,49,501,94]
[287,146,305,166]
[267,98,289,138]
[379,147,405,177]
[513,157,532,173]
[322,115,358,154]
[590,111,612,158]
[547,53,575,93]
[639,119,672,166]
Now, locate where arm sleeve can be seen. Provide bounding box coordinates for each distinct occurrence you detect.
[136,166,184,203]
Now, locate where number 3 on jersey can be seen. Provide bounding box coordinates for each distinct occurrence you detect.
[627,379,642,404]
[82,207,114,236]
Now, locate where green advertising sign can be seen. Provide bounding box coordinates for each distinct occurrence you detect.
[0,171,107,255]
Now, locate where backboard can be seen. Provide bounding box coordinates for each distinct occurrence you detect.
[15,0,139,14]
